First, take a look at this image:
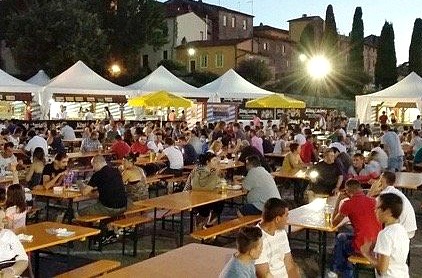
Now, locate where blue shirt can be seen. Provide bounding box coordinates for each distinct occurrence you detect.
[219,255,256,278]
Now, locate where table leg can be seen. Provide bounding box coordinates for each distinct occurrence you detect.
[33,251,40,278]
[179,210,184,247]
[149,208,157,258]
[66,199,74,224]
[320,231,327,278]
[189,210,194,233]
[46,198,50,221]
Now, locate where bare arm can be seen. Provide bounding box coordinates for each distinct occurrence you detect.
[284,253,300,278]
[360,242,390,275]
[25,164,35,182]
[255,263,273,278]
[1,260,28,277]
[43,172,66,190]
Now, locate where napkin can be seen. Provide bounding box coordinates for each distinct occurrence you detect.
[17,233,33,242]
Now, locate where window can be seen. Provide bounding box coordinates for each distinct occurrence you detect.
[215,53,224,68]
[242,19,247,30]
[263,43,268,51]
[286,60,289,68]
[223,16,227,26]
[163,50,168,60]
[200,54,208,68]
[231,17,236,28]
[282,44,286,54]
[200,31,204,40]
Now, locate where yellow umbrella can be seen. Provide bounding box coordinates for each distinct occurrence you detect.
[128,90,193,108]
[245,93,305,109]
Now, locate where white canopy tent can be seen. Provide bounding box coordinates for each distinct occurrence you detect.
[200,69,272,101]
[26,70,51,86]
[127,65,209,99]
[41,61,129,119]
[356,72,422,123]
[0,68,41,101]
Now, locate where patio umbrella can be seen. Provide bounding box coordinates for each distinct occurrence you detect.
[245,93,305,109]
[128,90,193,108]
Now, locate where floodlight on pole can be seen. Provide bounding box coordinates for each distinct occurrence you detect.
[306,55,331,79]
[187,48,196,56]
[110,64,121,76]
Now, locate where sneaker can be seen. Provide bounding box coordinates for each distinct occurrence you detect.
[326,270,338,278]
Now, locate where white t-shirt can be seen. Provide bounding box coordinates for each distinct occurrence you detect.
[380,186,417,238]
[255,225,291,277]
[373,223,409,278]
[329,142,347,153]
[163,146,184,170]
[84,112,94,120]
[5,206,26,230]
[60,125,76,140]
[147,141,164,153]
[413,119,421,130]
[0,154,17,170]
[294,134,306,146]
[0,229,28,263]
[371,147,388,169]
[7,135,19,147]
[25,135,48,159]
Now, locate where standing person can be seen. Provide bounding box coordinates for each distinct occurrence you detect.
[380,124,404,172]
[379,111,388,125]
[179,110,186,122]
[360,193,409,278]
[413,115,422,130]
[255,198,300,278]
[25,147,45,189]
[104,107,113,120]
[219,227,263,278]
[84,108,94,120]
[329,179,381,278]
[168,109,176,121]
[24,130,48,159]
[79,155,127,216]
[238,155,281,216]
[56,105,67,119]
[252,114,261,129]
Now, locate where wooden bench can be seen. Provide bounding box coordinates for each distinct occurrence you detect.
[55,260,121,278]
[109,215,153,256]
[75,214,111,224]
[124,204,154,216]
[190,215,262,242]
[348,255,374,277]
[75,215,112,251]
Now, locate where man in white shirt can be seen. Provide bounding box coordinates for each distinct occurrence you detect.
[413,115,421,130]
[409,129,422,154]
[56,105,68,119]
[147,133,164,153]
[255,198,300,278]
[60,122,76,140]
[371,146,388,170]
[24,130,48,159]
[0,142,17,171]
[84,109,94,120]
[157,137,184,175]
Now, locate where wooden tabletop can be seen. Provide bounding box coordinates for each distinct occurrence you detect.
[32,188,82,199]
[103,243,234,278]
[394,172,422,190]
[0,175,15,186]
[14,221,100,252]
[272,169,310,180]
[264,152,288,158]
[67,150,114,159]
[135,190,246,211]
[183,161,245,171]
[287,197,339,232]
[62,138,83,144]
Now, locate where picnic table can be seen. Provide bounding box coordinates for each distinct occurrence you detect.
[67,150,114,160]
[182,161,244,171]
[394,172,422,192]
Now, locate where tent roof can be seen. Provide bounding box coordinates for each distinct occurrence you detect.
[43,61,128,96]
[0,69,41,93]
[127,65,209,99]
[26,70,51,86]
[364,72,422,99]
[200,69,273,99]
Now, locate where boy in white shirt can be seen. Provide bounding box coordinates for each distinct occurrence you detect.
[360,193,409,278]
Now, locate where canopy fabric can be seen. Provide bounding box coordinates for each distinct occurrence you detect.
[356,72,422,123]
[127,66,209,99]
[128,90,193,108]
[0,68,41,93]
[200,69,273,100]
[26,70,51,86]
[245,93,306,109]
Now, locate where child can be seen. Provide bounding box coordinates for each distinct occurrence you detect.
[360,193,409,278]
[219,226,263,278]
[5,184,27,229]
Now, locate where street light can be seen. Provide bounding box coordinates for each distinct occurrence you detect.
[187,48,196,56]
[298,54,307,62]
[109,64,121,77]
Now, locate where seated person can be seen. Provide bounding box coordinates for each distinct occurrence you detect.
[130,134,149,155]
[184,152,224,228]
[157,137,184,176]
[0,211,29,277]
[237,140,271,176]
[79,155,127,217]
[308,149,343,196]
[0,142,17,172]
[80,131,102,153]
[347,153,380,186]
[4,184,27,229]
[280,142,306,173]
[47,129,65,154]
[121,154,148,202]
[360,193,409,278]
[25,147,45,189]
[42,152,69,190]
[238,155,281,216]
[147,133,164,153]
[300,135,317,164]
[111,134,131,159]
[219,226,263,278]
[178,135,197,165]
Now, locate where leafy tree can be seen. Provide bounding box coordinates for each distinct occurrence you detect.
[375,22,397,88]
[409,18,422,76]
[299,24,316,56]
[236,59,272,86]
[157,59,187,74]
[1,0,108,76]
[322,4,338,57]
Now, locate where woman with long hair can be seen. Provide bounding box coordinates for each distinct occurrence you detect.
[25,147,46,189]
[5,184,27,229]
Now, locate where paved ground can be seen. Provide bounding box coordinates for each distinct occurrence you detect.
[42,186,422,278]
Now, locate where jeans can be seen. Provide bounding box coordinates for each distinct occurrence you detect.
[332,232,355,278]
[78,202,126,217]
[388,156,403,172]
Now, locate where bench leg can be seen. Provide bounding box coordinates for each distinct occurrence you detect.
[132,225,139,257]
[122,228,126,256]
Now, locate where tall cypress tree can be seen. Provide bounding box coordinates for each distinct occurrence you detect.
[409,18,422,76]
[375,22,397,88]
[299,23,316,56]
[322,4,338,57]
[349,7,364,72]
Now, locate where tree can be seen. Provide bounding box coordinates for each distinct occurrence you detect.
[236,59,272,86]
[299,24,316,56]
[322,4,338,57]
[375,22,397,89]
[349,7,364,73]
[409,18,422,76]
[1,0,108,76]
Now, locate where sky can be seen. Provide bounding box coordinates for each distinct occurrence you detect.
[161,0,422,64]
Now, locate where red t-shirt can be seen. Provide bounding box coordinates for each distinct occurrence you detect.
[300,141,314,163]
[340,192,381,252]
[111,140,131,159]
[379,114,388,124]
[131,142,149,155]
